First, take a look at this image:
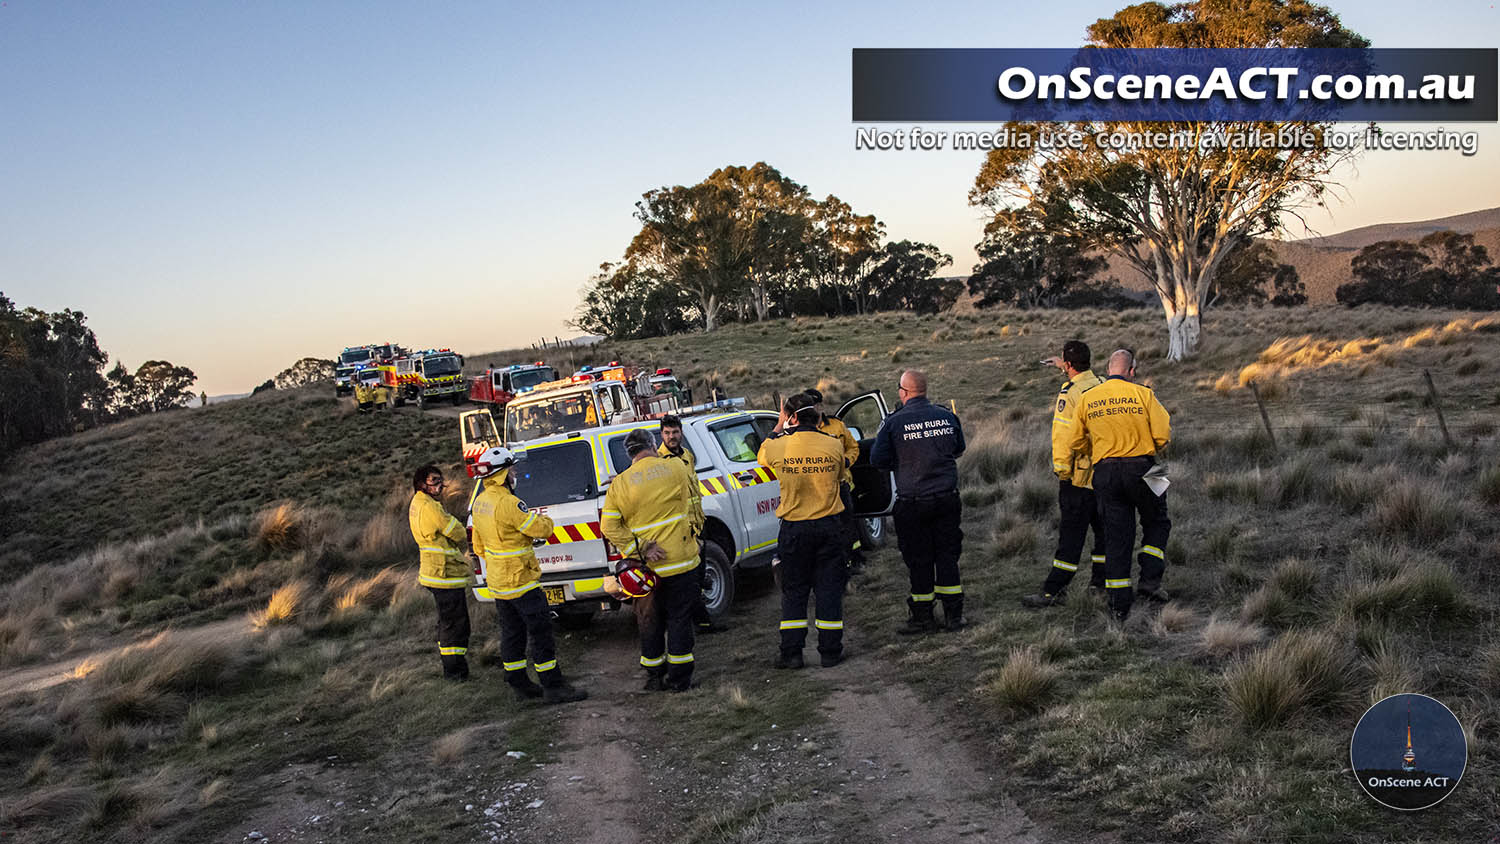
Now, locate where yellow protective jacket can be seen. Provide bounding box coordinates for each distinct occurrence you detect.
[1051,369,1103,488]
[657,442,695,469]
[757,427,845,521]
[1068,375,1171,462]
[602,455,703,578]
[470,479,555,599]
[354,383,371,403]
[409,491,471,589]
[657,443,705,529]
[817,415,860,488]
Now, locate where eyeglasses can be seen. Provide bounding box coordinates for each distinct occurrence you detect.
[425,478,446,487]
[897,384,912,394]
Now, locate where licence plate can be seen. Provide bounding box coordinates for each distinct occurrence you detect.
[543,586,566,605]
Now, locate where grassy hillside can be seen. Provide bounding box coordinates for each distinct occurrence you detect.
[2,305,1499,842]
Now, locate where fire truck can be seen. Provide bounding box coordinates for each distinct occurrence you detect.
[500,366,684,444]
[381,348,468,409]
[334,345,376,396]
[467,362,558,407]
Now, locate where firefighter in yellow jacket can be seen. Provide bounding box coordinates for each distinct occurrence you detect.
[408,464,473,680]
[603,429,704,692]
[759,393,848,669]
[1023,340,1107,608]
[804,388,863,568]
[470,447,587,704]
[1068,349,1172,621]
[657,415,723,634]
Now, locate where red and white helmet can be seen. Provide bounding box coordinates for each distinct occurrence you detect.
[614,560,658,599]
[472,446,517,481]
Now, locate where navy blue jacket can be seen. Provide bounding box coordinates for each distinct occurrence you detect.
[870,396,966,499]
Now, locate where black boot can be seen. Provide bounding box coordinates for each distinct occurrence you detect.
[441,655,470,682]
[895,599,938,635]
[940,596,965,632]
[506,672,543,701]
[541,674,588,704]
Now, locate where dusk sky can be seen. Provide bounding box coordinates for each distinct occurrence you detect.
[3,1,1497,394]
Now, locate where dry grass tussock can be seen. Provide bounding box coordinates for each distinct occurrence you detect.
[988,646,1060,712]
[1151,604,1200,636]
[432,725,485,765]
[1372,479,1462,542]
[251,580,317,629]
[254,502,309,553]
[331,567,404,615]
[1197,615,1266,658]
[959,419,1033,486]
[1223,629,1357,729]
[1337,559,1465,625]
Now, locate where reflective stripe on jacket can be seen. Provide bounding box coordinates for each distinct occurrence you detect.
[471,479,555,597]
[601,456,702,577]
[817,415,860,488]
[409,491,470,588]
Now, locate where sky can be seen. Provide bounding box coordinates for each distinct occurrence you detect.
[2,1,1498,394]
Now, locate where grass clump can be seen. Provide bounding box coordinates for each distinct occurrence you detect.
[251,580,316,629]
[1479,466,1500,507]
[254,502,308,552]
[1197,615,1266,658]
[1372,480,1460,542]
[1338,561,1466,626]
[988,647,1060,712]
[1223,629,1356,729]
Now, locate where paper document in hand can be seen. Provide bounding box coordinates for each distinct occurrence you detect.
[1143,464,1170,497]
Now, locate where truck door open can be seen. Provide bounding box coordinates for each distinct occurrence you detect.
[459,408,501,477]
[836,391,895,517]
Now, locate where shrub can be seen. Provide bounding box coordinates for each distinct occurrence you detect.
[989,647,1059,711]
[332,567,403,615]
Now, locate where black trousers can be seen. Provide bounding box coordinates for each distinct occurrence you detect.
[778,516,846,658]
[893,493,964,615]
[1041,480,1107,595]
[495,587,563,687]
[635,569,698,689]
[428,586,471,680]
[1093,457,1171,618]
[838,486,864,563]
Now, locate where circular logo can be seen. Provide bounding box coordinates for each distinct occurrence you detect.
[1350,693,1467,811]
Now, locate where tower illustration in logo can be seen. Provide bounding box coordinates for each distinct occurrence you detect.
[1401,701,1416,772]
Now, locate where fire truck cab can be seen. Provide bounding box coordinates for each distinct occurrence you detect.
[383,349,467,409]
[468,362,558,407]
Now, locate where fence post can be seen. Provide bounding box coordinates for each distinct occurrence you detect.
[1422,369,1454,450]
[1248,380,1278,455]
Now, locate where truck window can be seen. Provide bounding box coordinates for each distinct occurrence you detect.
[711,420,761,464]
[510,441,597,505]
[511,367,555,391]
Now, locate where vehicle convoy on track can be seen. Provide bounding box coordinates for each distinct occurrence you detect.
[456,371,897,627]
[468,362,558,407]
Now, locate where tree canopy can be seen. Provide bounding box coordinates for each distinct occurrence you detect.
[969,0,1366,359]
[1336,231,1500,308]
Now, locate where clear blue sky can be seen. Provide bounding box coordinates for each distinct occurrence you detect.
[2,1,1496,393]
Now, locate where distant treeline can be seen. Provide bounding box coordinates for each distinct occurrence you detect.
[0,293,198,460]
[570,162,961,340]
[1336,231,1500,309]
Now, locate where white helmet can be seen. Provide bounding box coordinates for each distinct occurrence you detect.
[472,446,517,480]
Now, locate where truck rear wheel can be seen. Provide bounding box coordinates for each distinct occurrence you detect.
[416,390,426,410]
[452,392,465,406]
[858,515,890,549]
[700,540,735,620]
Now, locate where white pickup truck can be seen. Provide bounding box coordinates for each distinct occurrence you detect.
[457,394,897,626]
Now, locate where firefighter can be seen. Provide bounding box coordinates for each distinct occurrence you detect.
[1023,340,1107,608]
[603,429,704,692]
[657,415,724,635]
[803,389,864,570]
[408,464,473,680]
[470,447,587,704]
[1068,349,1172,622]
[870,370,967,634]
[758,393,848,669]
[355,378,373,413]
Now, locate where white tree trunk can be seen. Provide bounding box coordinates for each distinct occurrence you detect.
[749,282,770,321]
[1164,307,1200,361]
[701,292,719,332]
